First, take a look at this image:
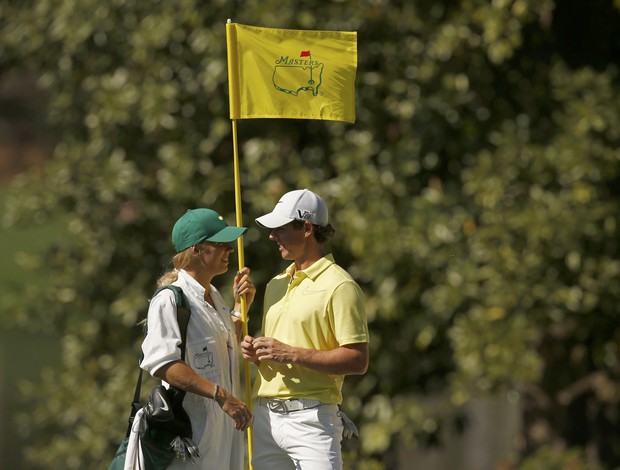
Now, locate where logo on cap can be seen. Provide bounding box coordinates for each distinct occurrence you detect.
[297,209,313,220]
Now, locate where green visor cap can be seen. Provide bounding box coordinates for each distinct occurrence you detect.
[171,208,247,252]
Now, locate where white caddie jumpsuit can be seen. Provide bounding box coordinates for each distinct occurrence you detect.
[141,269,244,470]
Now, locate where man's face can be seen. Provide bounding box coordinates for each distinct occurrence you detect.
[268,222,307,260]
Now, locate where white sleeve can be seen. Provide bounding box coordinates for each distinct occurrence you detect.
[140,289,183,376]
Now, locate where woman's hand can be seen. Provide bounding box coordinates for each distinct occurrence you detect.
[215,387,253,431]
[233,267,256,312]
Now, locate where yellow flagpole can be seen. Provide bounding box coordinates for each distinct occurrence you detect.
[232,117,254,469]
[227,20,253,469]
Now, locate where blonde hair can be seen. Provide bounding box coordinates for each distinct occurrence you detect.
[156,249,196,287]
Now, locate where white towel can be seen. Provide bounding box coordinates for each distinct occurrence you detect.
[124,408,147,470]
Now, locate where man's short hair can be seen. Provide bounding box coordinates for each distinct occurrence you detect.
[291,219,335,244]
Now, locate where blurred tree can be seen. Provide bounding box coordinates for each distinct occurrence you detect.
[1,0,619,469]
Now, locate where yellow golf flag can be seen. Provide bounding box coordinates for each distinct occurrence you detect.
[226,23,357,123]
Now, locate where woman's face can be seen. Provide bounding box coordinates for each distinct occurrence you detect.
[196,241,235,275]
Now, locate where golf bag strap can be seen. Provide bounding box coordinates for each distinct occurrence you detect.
[159,285,191,361]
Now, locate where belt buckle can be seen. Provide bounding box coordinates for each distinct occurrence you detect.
[266,399,289,414]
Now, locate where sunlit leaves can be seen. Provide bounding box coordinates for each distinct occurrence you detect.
[2,0,620,468]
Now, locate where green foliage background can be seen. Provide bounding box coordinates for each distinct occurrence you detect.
[1,0,619,468]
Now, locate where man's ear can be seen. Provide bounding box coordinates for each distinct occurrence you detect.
[304,221,314,237]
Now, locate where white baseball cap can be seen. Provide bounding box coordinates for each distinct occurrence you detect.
[255,189,328,228]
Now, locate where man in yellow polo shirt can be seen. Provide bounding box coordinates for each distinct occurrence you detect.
[242,189,369,470]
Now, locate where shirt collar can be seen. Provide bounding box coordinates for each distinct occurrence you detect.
[285,253,335,282]
[177,269,208,300]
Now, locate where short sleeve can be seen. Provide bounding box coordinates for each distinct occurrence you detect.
[329,280,369,346]
[140,289,183,376]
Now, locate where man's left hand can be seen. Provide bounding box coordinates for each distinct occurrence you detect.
[252,337,295,364]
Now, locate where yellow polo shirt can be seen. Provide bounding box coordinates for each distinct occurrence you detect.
[253,254,369,404]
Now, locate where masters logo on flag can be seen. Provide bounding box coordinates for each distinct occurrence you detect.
[226,23,357,123]
[273,50,323,97]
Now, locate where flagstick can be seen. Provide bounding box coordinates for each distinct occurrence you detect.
[231,117,254,469]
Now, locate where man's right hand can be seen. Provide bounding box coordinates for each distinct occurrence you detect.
[241,335,259,364]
